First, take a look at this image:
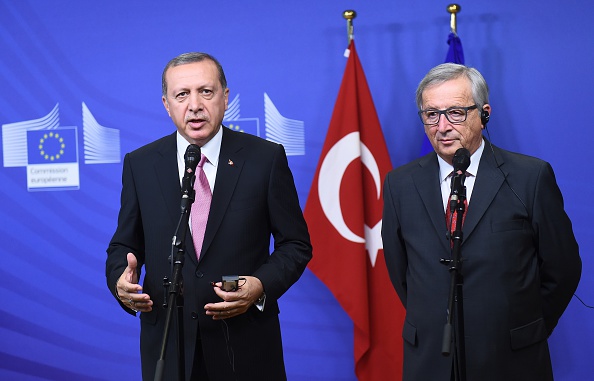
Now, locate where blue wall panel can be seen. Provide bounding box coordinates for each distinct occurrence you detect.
[1,1,592,380]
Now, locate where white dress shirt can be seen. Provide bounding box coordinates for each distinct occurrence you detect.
[176,127,222,193]
[175,127,267,311]
[438,139,485,213]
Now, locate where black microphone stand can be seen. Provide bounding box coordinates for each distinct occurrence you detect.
[441,172,467,381]
[154,183,195,381]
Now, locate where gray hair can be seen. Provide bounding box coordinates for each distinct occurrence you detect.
[415,63,489,110]
[161,52,227,96]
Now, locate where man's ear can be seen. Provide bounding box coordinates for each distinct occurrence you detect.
[162,96,171,117]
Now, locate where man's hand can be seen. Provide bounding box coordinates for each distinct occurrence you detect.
[204,276,264,320]
[115,253,153,313]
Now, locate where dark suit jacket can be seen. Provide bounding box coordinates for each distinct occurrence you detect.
[382,141,581,381]
[106,127,312,381]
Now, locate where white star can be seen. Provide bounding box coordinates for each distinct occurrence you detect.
[365,220,383,267]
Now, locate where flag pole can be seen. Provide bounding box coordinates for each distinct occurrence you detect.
[447,4,461,35]
[343,10,357,43]
[443,8,468,381]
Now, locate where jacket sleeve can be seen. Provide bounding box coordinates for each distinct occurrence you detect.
[105,152,145,315]
[382,172,409,308]
[531,161,581,332]
[251,144,312,301]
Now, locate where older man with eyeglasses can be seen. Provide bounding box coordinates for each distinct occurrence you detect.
[381,63,581,381]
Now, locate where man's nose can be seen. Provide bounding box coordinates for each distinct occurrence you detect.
[188,92,203,112]
[436,114,451,132]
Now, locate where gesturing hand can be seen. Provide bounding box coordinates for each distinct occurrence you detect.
[115,253,153,313]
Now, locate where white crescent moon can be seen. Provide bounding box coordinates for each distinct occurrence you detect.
[318,132,381,244]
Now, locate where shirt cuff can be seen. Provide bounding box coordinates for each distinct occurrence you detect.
[255,292,266,312]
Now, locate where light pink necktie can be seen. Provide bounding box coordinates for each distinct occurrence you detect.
[191,154,211,259]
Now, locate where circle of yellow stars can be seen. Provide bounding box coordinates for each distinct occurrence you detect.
[38,132,65,161]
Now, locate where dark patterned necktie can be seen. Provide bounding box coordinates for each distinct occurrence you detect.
[446,195,468,233]
[445,173,468,239]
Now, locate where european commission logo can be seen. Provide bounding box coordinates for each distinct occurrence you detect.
[26,128,79,189]
[223,93,305,156]
[2,94,301,191]
[2,102,121,191]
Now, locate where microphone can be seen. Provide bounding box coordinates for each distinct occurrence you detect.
[452,147,471,174]
[181,144,201,199]
[449,148,470,212]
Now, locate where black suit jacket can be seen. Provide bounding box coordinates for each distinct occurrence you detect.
[382,141,581,381]
[106,127,312,380]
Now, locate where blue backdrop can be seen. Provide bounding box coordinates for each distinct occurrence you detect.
[1,1,592,380]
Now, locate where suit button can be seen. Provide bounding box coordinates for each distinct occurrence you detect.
[191,312,199,319]
[195,269,204,278]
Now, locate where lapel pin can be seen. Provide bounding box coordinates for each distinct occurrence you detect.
[228,159,234,166]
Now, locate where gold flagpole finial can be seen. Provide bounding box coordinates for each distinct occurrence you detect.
[447,4,461,35]
[343,10,357,43]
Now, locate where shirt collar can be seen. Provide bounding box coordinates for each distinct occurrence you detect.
[176,126,223,168]
[438,138,485,183]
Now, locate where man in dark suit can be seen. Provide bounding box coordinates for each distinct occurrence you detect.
[381,63,581,381]
[106,52,312,380]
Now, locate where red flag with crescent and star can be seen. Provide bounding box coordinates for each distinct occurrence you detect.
[305,40,404,381]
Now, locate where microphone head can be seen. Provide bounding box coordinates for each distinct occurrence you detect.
[453,148,471,173]
[184,144,201,173]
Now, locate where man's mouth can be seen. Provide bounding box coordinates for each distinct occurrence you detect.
[187,117,207,128]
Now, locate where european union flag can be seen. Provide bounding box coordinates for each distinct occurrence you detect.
[27,128,78,164]
[445,32,465,65]
[224,118,260,138]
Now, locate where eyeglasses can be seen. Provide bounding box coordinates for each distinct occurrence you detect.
[418,105,478,125]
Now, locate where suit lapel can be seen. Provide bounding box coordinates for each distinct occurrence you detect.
[412,153,452,252]
[463,142,505,241]
[200,128,243,260]
[152,132,199,261]
[153,133,181,226]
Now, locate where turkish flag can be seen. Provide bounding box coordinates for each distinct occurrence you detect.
[305,40,404,380]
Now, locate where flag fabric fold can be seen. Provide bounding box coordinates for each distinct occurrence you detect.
[445,32,465,65]
[305,40,404,381]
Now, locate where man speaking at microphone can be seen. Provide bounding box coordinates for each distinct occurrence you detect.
[381,63,581,381]
[106,52,312,380]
